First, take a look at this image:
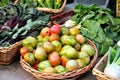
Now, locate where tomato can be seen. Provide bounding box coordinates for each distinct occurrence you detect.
[32,61,39,70]
[43,42,54,53]
[20,47,29,56]
[65,47,78,59]
[76,59,85,68]
[43,67,56,73]
[81,44,95,56]
[49,34,60,42]
[40,27,51,37]
[50,24,61,34]
[38,60,52,70]
[66,60,79,71]
[76,34,85,44]
[24,53,35,65]
[35,47,47,61]
[48,51,61,67]
[52,40,62,52]
[54,65,67,74]
[61,55,70,67]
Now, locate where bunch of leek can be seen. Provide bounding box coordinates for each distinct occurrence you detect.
[104,44,120,80]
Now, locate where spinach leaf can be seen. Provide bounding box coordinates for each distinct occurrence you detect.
[71,4,120,56]
[80,20,99,40]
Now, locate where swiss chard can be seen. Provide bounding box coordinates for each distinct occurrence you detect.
[71,4,120,56]
[0,3,51,47]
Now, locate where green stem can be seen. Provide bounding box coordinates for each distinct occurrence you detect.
[112,47,120,63]
[116,57,120,66]
[107,47,112,65]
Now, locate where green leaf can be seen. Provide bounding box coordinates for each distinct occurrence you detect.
[100,38,113,56]
[94,27,105,43]
[80,20,99,40]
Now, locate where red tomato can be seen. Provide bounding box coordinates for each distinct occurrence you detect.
[32,61,39,70]
[50,24,61,34]
[48,51,61,67]
[61,55,70,67]
[20,47,29,56]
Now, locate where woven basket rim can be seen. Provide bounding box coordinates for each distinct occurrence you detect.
[20,39,98,79]
[36,0,67,13]
[92,53,116,80]
[0,41,22,53]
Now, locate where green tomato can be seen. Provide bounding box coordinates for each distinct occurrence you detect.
[54,65,67,74]
[36,35,43,42]
[38,60,52,70]
[66,36,77,46]
[24,53,35,65]
[59,45,72,56]
[81,44,95,56]
[66,47,78,59]
[23,36,37,48]
[52,40,62,52]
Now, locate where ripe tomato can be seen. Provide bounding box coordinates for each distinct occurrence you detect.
[61,55,70,67]
[20,46,29,56]
[50,24,61,34]
[49,34,60,42]
[40,27,51,37]
[48,51,61,67]
[32,61,39,70]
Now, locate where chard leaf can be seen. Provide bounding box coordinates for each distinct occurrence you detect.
[100,38,113,56]
[80,20,99,40]
[94,27,105,43]
[105,30,118,39]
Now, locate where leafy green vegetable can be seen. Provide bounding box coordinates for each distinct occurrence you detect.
[0,3,51,47]
[71,4,120,56]
[0,0,14,7]
[19,0,38,7]
[80,20,100,40]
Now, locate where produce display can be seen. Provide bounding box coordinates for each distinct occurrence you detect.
[20,23,95,74]
[1,0,120,79]
[104,42,120,80]
[63,4,120,56]
[0,4,51,47]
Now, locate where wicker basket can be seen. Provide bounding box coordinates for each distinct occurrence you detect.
[20,40,98,80]
[37,0,67,13]
[0,41,22,65]
[92,53,116,80]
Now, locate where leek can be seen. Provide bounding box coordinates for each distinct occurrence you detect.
[104,46,120,80]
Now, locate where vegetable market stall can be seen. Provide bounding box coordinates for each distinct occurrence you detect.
[0,0,120,80]
[0,5,98,80]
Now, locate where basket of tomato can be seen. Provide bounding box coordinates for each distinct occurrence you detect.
[20,22,98,79]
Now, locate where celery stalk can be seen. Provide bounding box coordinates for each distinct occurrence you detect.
[46,0,53,8]
[37,0,46,7]
[54,0,62,9]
